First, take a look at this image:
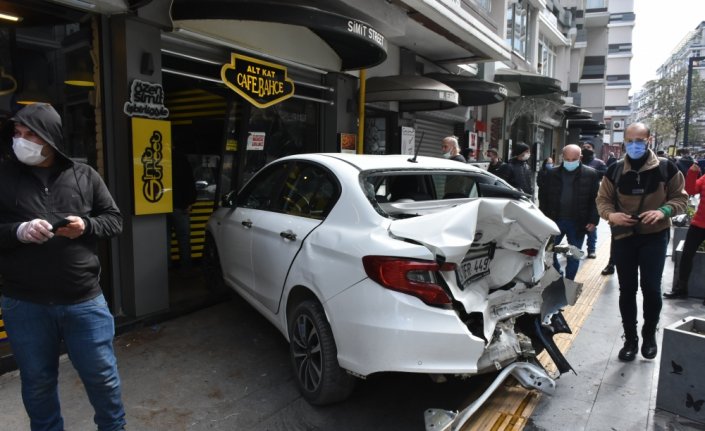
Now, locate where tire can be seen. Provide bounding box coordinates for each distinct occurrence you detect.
[203,233,226,293]
[288,300,355,405]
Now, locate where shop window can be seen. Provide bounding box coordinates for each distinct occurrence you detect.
[1,20,98,168]
[365,116,388,154]
[242,99,318,183]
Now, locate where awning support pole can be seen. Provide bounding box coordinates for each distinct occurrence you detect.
[358,69,366,154]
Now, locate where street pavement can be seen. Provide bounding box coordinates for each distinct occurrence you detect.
[528,224,705,431]
[1,223,704,430]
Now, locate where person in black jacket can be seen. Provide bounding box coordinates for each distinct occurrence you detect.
[168,147,197,273]
[581,142,607,259]
[536,156,554,205]
[0,104,125,430]
[503,142,534,198]
[539,144,600,280]
[486,147,505,176]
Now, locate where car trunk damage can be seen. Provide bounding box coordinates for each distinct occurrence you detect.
[387,198,582,429]
[388,198,581,375]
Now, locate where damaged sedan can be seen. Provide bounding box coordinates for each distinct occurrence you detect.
[204,153,581,416]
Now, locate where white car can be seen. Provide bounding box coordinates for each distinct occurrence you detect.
[205,153,580,406]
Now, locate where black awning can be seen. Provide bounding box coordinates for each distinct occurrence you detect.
[563,105,593,119]
[494,69,562,96]
[365,75,459,111]
[567,119,606,131]
[171,0,387,70]
[424,73,507,106]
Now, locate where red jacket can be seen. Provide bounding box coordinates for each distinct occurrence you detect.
[685,168,705,228]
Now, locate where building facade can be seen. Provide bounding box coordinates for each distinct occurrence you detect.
[574,0,634,159]
[0,0,622,367]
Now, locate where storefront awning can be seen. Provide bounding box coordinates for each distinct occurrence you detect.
[563,104,593,119]
[424,73,507,106]
[171,0,388,71]
[567,119,606,132]
[365,75,459,111]
[494,69,562,96]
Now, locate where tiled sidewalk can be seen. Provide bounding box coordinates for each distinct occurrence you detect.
[527,226,705,431]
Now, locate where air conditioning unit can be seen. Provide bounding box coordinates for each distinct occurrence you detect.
[612,120,624,131]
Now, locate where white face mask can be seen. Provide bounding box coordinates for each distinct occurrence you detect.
[520,153,530,161]
[13,137,47,166]
[442,151,452,159]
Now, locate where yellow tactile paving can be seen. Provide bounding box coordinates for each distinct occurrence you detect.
[460,239,612,431]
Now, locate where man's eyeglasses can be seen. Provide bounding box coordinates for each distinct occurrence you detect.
[625,139,647,145]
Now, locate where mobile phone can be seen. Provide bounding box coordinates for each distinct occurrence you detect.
[51,218,71,233]
[630,214,642,221]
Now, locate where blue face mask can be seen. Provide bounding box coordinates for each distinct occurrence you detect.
[545,163,554,169]
[626,140,647,159]
[563,160,580,172]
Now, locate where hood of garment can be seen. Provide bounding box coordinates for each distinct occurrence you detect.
[11,103,70,162]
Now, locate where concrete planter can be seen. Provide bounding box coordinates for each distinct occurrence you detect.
[656,317,705,423]
[673,240,705,298]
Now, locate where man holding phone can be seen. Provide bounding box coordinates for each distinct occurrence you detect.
[0,104,125,430]
[596,122,687,363]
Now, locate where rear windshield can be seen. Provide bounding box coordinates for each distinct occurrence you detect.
[361,170,527,218]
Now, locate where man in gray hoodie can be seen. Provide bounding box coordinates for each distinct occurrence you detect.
[0,104,125,431]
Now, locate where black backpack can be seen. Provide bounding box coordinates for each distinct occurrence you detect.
[608,157,674,187]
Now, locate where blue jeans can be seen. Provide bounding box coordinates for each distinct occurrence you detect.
[586,228,597,253]
[1,294,126,431]
[167,207,192,268]
[612,229,669,329]
[552,218,586,280]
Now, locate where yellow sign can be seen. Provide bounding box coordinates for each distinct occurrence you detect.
[132,117,173,215]
[0,307,6,341]
[221,53,295,108]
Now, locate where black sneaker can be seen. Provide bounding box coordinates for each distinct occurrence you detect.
[663,288,688,299]
[601,264,615,275]
[588,252,597,259]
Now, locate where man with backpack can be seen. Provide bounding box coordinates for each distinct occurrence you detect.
[596,123,687,362]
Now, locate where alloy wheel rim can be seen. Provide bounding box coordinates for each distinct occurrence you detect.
[291,314,322,393]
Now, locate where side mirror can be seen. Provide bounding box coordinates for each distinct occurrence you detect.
[221,190,236,208]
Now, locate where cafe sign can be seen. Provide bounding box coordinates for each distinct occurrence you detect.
[221,53,295,109]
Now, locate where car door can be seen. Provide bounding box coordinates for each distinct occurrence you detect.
[219,162,291,295]
[252,161,339,313]
[249,161,339,313]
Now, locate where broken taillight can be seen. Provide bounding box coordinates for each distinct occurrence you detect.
[362,256,455,306]
[520,248,539,257]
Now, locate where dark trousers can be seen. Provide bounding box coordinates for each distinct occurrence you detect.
[678,224,705,285]
[612,229,669,332]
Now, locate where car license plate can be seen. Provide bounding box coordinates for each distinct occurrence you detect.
[458,247,492,287]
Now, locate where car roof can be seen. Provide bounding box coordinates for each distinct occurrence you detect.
[281,153,488,173]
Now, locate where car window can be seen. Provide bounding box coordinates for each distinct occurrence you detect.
[281,163,339,219]
[383,175,434,202]
[364,171,514,204]
[237,162,290,211]
[431,174,478,199]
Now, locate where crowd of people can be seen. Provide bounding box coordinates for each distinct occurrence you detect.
[441,125,700,363]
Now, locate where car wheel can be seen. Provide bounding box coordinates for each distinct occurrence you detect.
[288,300,355,405]
[203,233,226,292]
